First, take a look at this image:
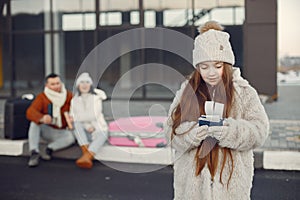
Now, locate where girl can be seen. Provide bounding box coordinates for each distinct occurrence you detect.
[165,21,269,199]
[71,72,108,169]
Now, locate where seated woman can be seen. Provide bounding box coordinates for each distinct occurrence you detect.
[70,72,108,169]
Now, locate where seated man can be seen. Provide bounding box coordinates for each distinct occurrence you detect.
[26,73,75,167]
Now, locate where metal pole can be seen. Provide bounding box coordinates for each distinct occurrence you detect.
[139,0,146,98]
[7,0,16,97]
[139,0,144,27]
[94,0,99,45]
[190,0,196,39]
[80,0,85,60]
[50,0,54,73]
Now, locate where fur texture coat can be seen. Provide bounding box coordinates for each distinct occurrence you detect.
[164,67,269,200]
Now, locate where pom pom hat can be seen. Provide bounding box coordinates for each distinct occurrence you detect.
[193,21,235,67]
[76,72,93,87]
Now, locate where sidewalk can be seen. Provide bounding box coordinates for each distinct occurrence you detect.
[258,85,300,170]
[0,85,299,170]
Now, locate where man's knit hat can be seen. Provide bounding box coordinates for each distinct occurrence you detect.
[193,21,235,67]
[76,72,93,86]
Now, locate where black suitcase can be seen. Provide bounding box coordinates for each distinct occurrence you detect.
[4,97,33,139]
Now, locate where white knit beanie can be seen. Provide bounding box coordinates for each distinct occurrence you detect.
[76,72,93,87]
[193,21,235,67]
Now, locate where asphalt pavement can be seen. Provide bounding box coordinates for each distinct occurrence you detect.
[1,156,173,200]
[0,156,299,200]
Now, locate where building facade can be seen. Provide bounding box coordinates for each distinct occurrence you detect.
[1,0,276,100]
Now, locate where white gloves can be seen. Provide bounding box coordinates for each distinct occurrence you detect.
[170,119,232,156]
[175,121,208,138]
[207,120,229,141]
[173,121,209,147]
[175,120,230,141]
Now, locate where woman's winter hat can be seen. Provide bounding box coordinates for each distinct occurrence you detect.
[76,72,93,86]
[193,21,235,67]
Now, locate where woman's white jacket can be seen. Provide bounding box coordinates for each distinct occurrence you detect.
[70,89,108,133]
[164,67,269,200]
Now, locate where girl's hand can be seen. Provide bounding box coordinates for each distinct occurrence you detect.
[87,126,95,133]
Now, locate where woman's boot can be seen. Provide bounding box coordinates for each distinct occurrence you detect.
[76,145,94,169]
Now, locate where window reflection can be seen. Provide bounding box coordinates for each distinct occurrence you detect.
[130,11,139,25]
[144,11,155,28]
[63,13,96,31]
[11,0,49,31]
[164,9,189,27]
[11,0,48,15]
[100,12,122,26]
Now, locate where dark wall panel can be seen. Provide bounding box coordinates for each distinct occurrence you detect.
[244,0,277,97]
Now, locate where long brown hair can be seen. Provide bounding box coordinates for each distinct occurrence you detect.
[171,63,234,186]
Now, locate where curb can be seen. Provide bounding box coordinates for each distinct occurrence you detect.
[263,150,300,170]
[253,148,300,171]
[0,139,174,165]
[0,139,299,170]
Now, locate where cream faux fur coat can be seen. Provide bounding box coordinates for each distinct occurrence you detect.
[164,67,269,200]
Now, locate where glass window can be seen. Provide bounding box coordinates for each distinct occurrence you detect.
[234,7,245,24]
[100,12,122,26]
[52,31,98,90]
[193,9,211,27]
[13,34,45,95]
[2,3,7,16]
[164,9,188,27]
[210,7,236,25]
[62,13,96,31]
[194,7,244,26]
[11,0,48,16]
[130,11,140,25]
[144,11,156,28]
[11,0,49,31]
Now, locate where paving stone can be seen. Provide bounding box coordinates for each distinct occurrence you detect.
[271,140,279,148]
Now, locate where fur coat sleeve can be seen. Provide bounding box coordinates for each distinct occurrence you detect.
[218,85,270,151]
